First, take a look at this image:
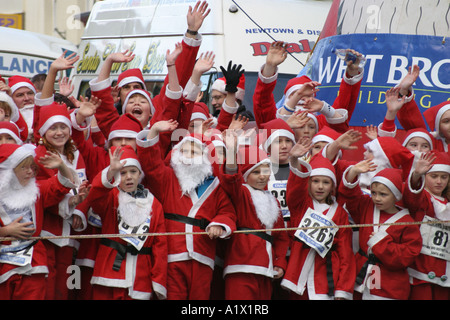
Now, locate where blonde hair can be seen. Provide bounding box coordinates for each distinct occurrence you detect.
[0,101,12,118]
[14,156,39,177]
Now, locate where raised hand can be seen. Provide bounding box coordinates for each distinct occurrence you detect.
[398,65,420,95]
[108,147,126,175]
[193,51,215,75]
[289,136,312,158]
[228,114,249,131]
[106,50,135,64]
[166,42,183,66]
[286,110,309,129]
[414,151,436,175]
[336,129,362,151]
[39,151,64,170]
[187,1,211,33]
[353,159,378,175]
[58,77,74,97]
[266,41,288,67]
[51,51,80,72]
[385,87,406,114]
[147,119,179,140]
[365,124,378,141]
[220,61,244,93]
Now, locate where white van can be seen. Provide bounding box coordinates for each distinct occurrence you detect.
[0,26,78,79]
[70,0,332,112]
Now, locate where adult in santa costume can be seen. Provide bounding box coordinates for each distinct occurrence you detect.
[282,143,355,300]
[136,119,236,300]
[86,145,167,300]
[339,162,422,300]
[0,143,79,299]
[403,151,450,300]
[219,131,289,300]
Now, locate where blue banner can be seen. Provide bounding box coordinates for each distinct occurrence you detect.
[290,33,450,128]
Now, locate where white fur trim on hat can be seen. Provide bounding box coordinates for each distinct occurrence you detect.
[190,112,208,122]
[285,84,304,100]
[0,91,19,122]
[242,158,271,182]
[122,89,155,116]
[118,76,145,89]
[121,158,142,173]
[310,168,336,186]
[428,164,450,174]
[263,129,295,153]
[108,129,139,142]
[435,104,450,137]
[0,144,36,170]
[0,128,22,145]
[38,115,72,137]
[10,82,36,94]
[371,176,402,201]
[312,134,334,145]
[402,131,433,149]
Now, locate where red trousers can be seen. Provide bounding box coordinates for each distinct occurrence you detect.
[92,284,134,300]
[167,260,213,300]
[224,272,273,300]
[44,241,75,300]
[0,274,47,300]
[409,283,450,300]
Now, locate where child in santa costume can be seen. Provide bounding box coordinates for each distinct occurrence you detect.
[0,143,79,299]
[85,145,167,300]
[403,151,450,300]
[136,119,236,300]
[0,90,28,142]
[253,42,363,139]
[219,132,289,300]
[0,121,24,145]
[339,162,422,300]
[282,141,355,300]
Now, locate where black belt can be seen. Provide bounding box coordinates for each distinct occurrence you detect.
[164,213,210,230]
[100,238,152,271]
[355,249,382,285]
[237,227,273,244]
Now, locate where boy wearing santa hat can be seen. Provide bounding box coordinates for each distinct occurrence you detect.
[403,151,450,300]
[340,162,422,300]
[0,144,79,299]
[219,130,289,300]
[136,119,236,300]
[86,145,168,300]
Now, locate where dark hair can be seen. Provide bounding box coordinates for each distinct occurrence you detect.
[41,136,76,164]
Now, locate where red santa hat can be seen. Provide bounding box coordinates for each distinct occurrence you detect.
[237,145,271,182]
[211,74,246,102]
[121,89,155,116]
[311,126,341,145]
[364,137,414,169]
[0,143,36,170]
[309,154,337,186]
[190,102,210,121]
[0,91,20,122]
[108,113,143,142]
[110,145,142,173]
[284,75,313,99]
[371,168,403,201]
[38,102,72,137]
[117,68,145,89]
[428,151,450,174]
[8,75,36,94]
[423,101,450,138]
[0,121,22,145]
[259,118,295,153]
[402,128,434,150]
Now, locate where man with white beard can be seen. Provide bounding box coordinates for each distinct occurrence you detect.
[136,119,236,300]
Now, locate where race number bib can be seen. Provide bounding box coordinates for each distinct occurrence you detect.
[295,208,338,258]
[420,216,450,261]
[269,180,289,218]
[0,241,34,267]
[118,216,151,251]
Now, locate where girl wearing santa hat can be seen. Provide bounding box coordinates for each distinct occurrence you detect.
[218,131,289,300]
[136,119,236,300]
[86,145,168,300]
[339,162,422,300]
[0,121,23,145]
[403,151,450,300]
[0,144,79,299]
[281,138,355,300]
[0,91,28,143]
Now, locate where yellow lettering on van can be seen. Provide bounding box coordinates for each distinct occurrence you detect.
[420,95,431,108]
[77,43,101,74]
[143,41,165,74]
[103,43,117,60]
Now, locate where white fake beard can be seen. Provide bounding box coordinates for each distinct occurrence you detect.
[245,185,280,229]
[0,169,39,209]
[117,190,153,227]
[170,147,213,196]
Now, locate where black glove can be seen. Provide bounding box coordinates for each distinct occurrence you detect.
[220,61,245,93]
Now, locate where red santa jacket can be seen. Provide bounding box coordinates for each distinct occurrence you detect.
[87,168,168,300]
[218,166,289,278]
[282,161,356,300]
[403,174,450,288]
[339,169,422,300]
[136,133,237,270]
[0,174,74,283]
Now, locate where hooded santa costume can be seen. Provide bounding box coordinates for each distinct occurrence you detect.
[0,91,28,143]
[403,151,450,300]
[33,102,86,300]
[86,145,167,300]
[339,167,422,300]
[282,154,355,300]
[136,130,236,300]
[218,145,289,300]
[0,144,77,300]
[0,121,23,145]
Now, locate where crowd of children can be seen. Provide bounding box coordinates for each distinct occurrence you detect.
[0,1,449,300]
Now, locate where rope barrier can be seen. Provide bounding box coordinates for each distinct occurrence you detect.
[1,218,448,243]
